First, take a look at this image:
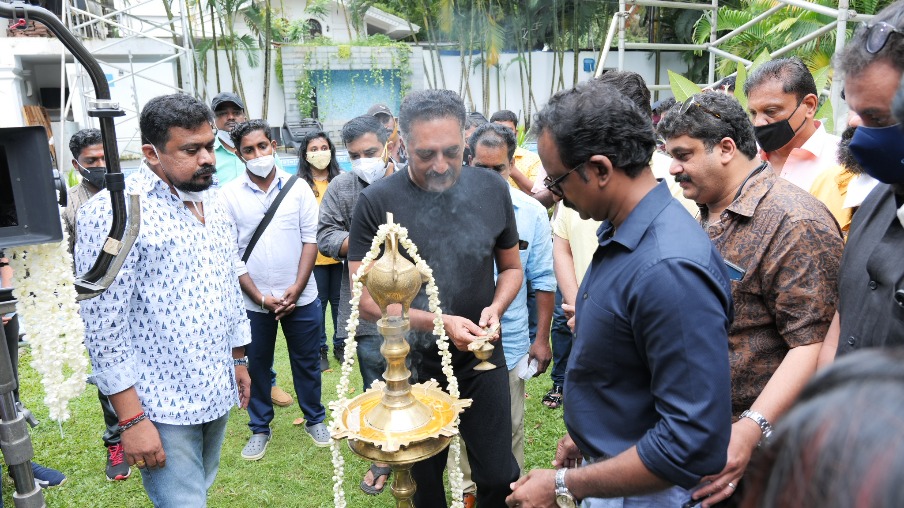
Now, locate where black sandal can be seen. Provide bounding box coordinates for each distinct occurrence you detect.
[360,463,392,495]
[542,384,564,409]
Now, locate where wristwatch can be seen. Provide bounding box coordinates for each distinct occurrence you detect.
[233,356,249,367]
[740,409,773,442]
[555,468,577,508]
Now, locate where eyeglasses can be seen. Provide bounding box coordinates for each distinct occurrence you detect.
[865,21,904,54]
[679,95,722,122]
[544,161,586,198]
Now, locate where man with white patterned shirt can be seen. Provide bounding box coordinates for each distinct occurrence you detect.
[76,94,251,508]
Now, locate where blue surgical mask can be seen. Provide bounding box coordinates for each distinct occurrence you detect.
[848,124,904,184]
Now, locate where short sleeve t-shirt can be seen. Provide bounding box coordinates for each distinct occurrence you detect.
[348,167,519,373]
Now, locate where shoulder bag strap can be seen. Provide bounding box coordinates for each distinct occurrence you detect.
[241,174,298,264]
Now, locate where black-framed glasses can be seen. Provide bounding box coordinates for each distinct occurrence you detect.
[865,21,904,54]
[679,95,722,121]
[544,161,586,198]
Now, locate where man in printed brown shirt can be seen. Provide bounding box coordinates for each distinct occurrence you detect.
[658,92,843,507]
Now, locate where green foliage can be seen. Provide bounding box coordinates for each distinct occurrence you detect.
[734,61,748,110]
[296,72,316,118]
[816,96,834,133]
[11,322,567,507]
[338,45,351,59]
[668,69,702,102]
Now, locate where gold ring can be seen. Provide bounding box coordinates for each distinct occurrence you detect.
[135,460,146,468]
[727,482,736,490]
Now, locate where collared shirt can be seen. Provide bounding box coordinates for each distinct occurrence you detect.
[316,170,379,338]
[552,204,601,285]
[219,168,319,312]
[62,180,98,255]
[76,162,251,425]
[213,137,284,187]
[761,122,840,191]
[837,185,904,355]
[810,164,855,236]
[702,167,842,415]
[508,146,543,190]
[567,181,733,489]
[500,187,556,370]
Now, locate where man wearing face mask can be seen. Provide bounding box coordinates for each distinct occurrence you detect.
[211,92,284,186]
[746,58,840,192]
[317,114,395,495]
[63,128,106,254]
[220,120,329,458]
[75,93,251,507]
[817,0,904,367]
[367,103,408,171]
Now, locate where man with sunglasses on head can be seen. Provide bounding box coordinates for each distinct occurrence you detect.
[817,0,904,367]
[745,57,840,193]
[507,80,733,508]
[658,91,843,507]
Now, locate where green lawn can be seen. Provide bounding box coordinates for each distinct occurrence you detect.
[12,318,567,507]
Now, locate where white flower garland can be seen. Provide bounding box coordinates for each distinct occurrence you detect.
[330,222,464,508]
[7,218,87,423]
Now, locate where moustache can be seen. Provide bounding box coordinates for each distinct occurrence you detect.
[674,173,692,184]
[426,168,454,181]
[193,165,217,178]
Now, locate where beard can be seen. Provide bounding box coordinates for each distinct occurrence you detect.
[174,164,217,192]
[837,126,863,175]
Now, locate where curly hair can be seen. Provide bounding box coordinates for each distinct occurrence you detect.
[68,128,102,160]
[657,92,759,160]
[229,119,272,150]
[139,94,214,149]
[837,1,904,77]
[532,80,655,178]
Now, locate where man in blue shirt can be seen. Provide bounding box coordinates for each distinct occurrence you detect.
[506,81,733,507]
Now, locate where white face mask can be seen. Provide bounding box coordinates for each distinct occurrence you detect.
[217,129,234,148]
[244,154,275,178]
[306,151,332,170]
[352,157,387,184]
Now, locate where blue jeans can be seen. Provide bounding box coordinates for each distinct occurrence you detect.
[356,334,386,391]
[582,484,692,507]
[140,413,229,508]
[246,301,325,434]
[314,263,342,351]
[550,289,573,386]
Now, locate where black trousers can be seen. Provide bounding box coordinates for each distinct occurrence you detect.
[411,345,519,508]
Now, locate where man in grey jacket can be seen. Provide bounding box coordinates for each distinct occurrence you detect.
[316,114,395,495]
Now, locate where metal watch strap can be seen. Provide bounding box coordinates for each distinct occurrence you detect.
[555,467,576,506]
[740,409,773,439]
[233,356,249,367]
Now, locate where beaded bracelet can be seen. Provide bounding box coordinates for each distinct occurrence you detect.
[118,411,145,427]
[119,413,147,432]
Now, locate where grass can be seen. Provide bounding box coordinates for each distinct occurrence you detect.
[12,318,567,507]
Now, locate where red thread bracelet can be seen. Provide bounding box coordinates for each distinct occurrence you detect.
[118,411,145,427]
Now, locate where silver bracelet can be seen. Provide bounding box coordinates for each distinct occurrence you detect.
[740,409,773,440]
[119,413,146,432]
[260,295,266,311]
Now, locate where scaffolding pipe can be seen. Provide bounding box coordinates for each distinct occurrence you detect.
[771,20,839,58]
[776,0,841,18]
[830,0,850,134]
[595,5,636,77]
[618,0,626,70]
[625,43,706,51]
[625,0,716,10]
[710,4,785,48]
[709,0,717,84]
[708,46,752,66]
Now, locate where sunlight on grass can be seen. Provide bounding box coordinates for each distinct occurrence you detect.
[12,318,567,507]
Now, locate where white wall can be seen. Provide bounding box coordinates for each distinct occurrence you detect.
[423,49,688,123]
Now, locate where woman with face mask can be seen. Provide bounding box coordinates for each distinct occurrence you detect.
[298,131,343,371]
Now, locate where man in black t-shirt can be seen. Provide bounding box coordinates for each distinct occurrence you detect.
[348,89,523,508]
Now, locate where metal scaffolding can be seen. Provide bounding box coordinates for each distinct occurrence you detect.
[60,0,196,157]
[596,0,876,133]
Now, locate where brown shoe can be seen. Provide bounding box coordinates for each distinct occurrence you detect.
[463,492,476,508]
[271,386,293,407]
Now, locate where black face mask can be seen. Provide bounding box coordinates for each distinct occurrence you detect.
[76,161,106,190]
[753,98,807,153]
